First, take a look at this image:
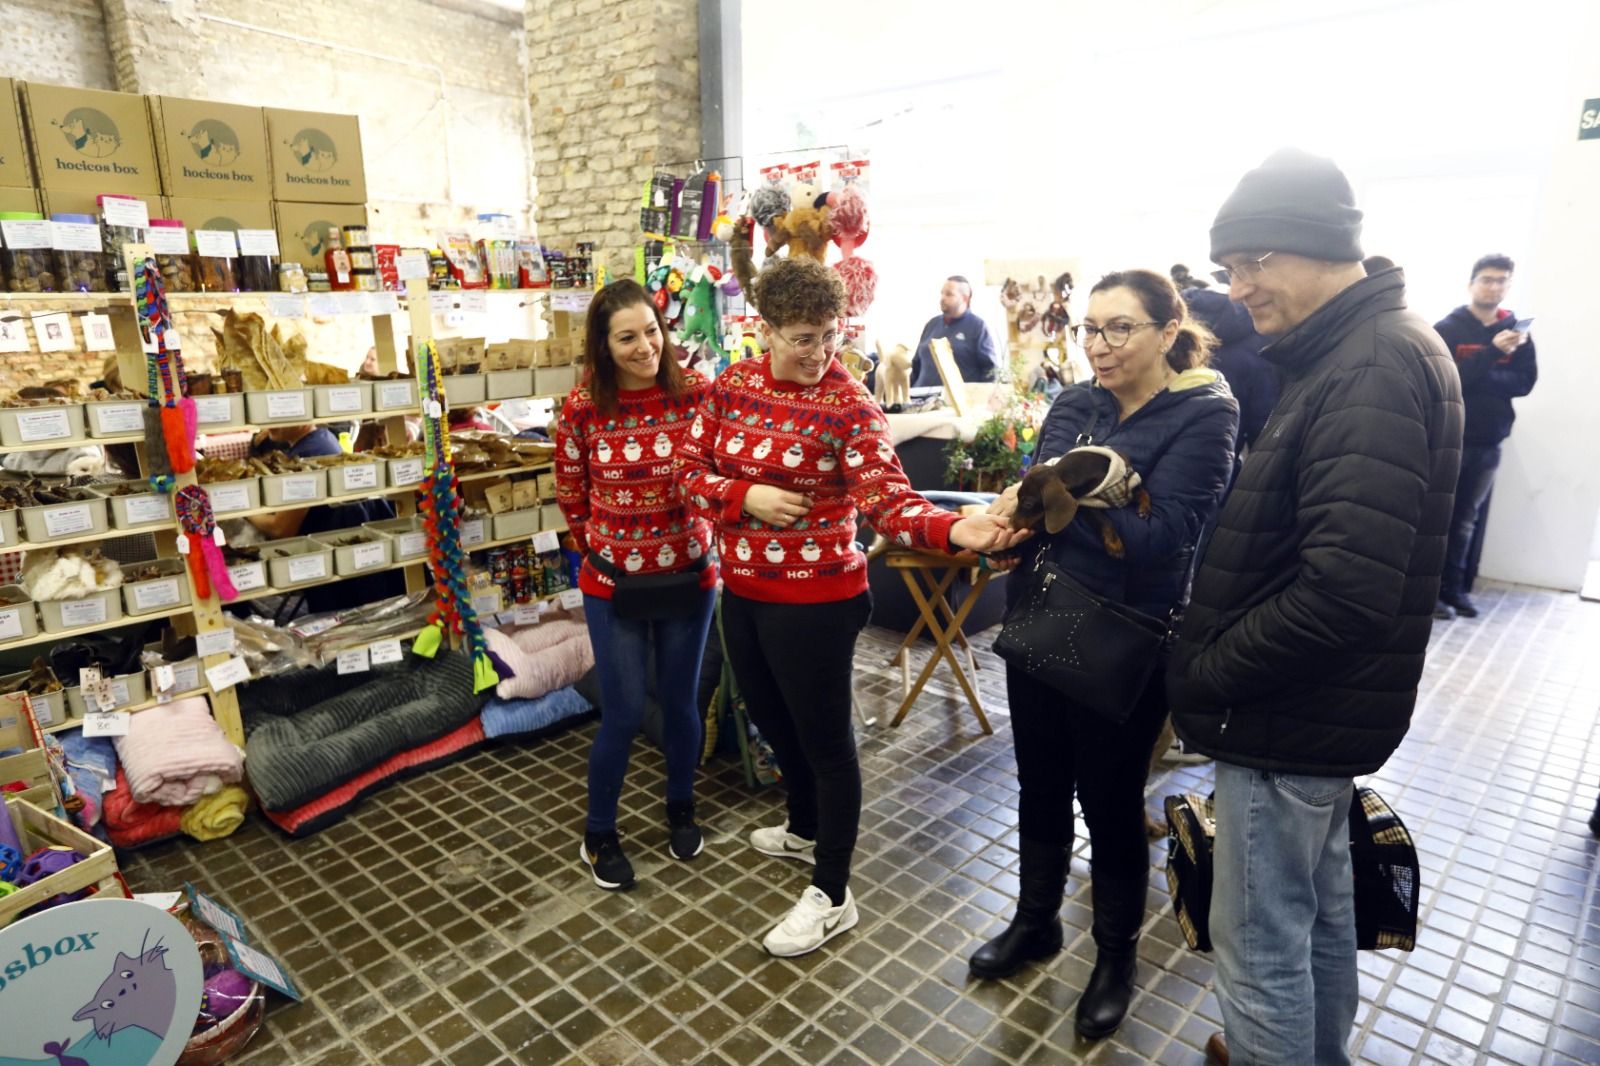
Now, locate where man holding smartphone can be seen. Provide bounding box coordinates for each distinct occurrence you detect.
[1433,253,1538,620]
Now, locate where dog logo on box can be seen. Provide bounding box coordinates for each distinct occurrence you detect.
[181,120,241,166]
[285,128,337,172]
[52,109,122,159]
[297,221,335,259]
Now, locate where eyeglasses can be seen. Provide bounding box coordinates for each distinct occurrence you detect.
[779,329,842,355]
[1473,275,1511,287]
[1218,251,1275,284]
[1072,321,1161,349]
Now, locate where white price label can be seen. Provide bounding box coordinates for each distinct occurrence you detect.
[286,554,328,583]
[206,656,251,691]
[265,391,308,419]
[429,292,454,315]
[558,589,584,610]
[552,290,594,313]
[397,531,426,557]
[194,396,236,425]
[44,503,96,537]
[93,402,145,434]
[267,293,306,318]
[83,711,131,738]
[123,494,170,525]
[336,648,370,674]
[171,661,200,692]
[278,475,319,502]
[17,408,72,442]
[50,220,102,252]
[340,464,378,490]
[424,399,444,418]
[28,693,55,726]
[152,664,176,693]
[532,530,560,554]
[100,196,150,229]
[196,629,236,657]
[371,292,400,314]
[60,596,108,627]
[195,229,238,258]
[369,639,404,665]
[132,578,182,610]
[0,609,24,641]
[323,387,363,413]
[351,542,386,570]
[209,484,251,514]
[147,224,190,255]
[237,229,280,256]
[513,603,545,625]
[193,896,245,939]
[472,593,501,617]
[460,518,486,546]
[0,219,50,249]
[388,457,424,486]
[397,253,429,280]
[460,290,488,314]
[377,382,414,410]
[226,562,265,590]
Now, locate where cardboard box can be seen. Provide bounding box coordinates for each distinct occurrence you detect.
[20,82,160,195]
[264,108,367,204]
[274,200,369,271]
[164,196,274,238]
[0,186,40,214]
[0,79,32,189]
[148,95,271,201]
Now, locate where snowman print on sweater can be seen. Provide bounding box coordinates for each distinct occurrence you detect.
[817,452,838,472]
[564,437,580,460]
[657,544,676,567]
[623,437,643,461]
[753,438,773,461]
[843,446,865,469]
[726,432,746,455]
[687,537,703,560]
[653,432,672,458]
[691,413,705,439]
[764,540,785,563]
[624,548,645,572]
[783,443,805,468]
[801,538,821,562]
[877,439,895,463]
[596,440,612,463]
[599,545,615,563]
[734,538,753,561]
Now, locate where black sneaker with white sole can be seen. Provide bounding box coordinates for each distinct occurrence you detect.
[666,800,704,860]
[580,831,635,890]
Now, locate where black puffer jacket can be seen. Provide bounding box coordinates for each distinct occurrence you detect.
[1167,271,1463,776]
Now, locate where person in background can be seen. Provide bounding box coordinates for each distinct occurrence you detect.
[676,256,1024,958]
[1168,148,1462,1066]
[976,271,1237,1043]
[910,275,1002,386]
[556,279,716,891]
[1181,286,1276,460]
[1432,253,1537,620]
[447,405,497,434]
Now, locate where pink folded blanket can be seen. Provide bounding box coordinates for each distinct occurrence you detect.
[485,620,594,701]
[113,696,244,806]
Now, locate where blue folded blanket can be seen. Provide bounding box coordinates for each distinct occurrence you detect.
[482,687,592,739]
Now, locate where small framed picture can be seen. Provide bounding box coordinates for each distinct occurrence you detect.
[81,312,115,352]
[0,316,28,354]
[32,311,74,353]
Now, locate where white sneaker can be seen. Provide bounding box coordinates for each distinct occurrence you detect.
[749,822,817,865]
[1160,740,1210,766]
[762,885,858,957]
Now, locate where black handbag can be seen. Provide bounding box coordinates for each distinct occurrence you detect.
[587,551,707,621]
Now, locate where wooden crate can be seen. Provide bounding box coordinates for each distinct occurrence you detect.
[0,796,125,928]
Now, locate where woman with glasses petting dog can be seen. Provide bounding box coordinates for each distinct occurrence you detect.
[674,255,1028,958]
[977,269,1238,1041]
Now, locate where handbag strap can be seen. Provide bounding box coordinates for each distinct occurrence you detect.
[1075,398,1104,447]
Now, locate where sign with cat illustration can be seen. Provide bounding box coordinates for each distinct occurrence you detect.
[0,899,201,1066]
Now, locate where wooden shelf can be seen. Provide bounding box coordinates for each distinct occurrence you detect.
[0,603,192,652]
[0,524,159,558]
[40,685,209,735]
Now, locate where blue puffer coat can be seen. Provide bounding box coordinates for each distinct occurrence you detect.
[1020,371,1239,620]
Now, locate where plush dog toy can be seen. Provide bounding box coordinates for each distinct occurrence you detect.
[1013,446,1150,558]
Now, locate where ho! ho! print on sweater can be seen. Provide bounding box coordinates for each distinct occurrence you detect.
[673,354,960,604]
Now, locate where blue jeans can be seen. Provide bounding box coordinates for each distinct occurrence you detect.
[1442,442,1501,597]
[1210,761,1357,1066]
[583,588,715,834]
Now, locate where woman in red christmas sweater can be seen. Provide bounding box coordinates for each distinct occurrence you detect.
[556,279,717,891]
[675,257,1027,956]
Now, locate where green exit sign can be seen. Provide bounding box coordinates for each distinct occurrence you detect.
[1582,98,1600,140]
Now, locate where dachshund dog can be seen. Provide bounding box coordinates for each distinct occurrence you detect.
[1013,446,1151,558]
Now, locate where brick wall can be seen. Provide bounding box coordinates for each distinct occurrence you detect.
[5,0,117,90]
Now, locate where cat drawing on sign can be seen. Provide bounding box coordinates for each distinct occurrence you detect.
[72,930,176,1048]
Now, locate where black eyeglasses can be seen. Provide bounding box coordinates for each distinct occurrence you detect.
[1218,251,1275,284]
[1072,321,1161,349]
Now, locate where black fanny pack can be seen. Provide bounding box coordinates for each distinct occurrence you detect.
[587,550,708,620]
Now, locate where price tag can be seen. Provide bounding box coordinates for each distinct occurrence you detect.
[513,603,545,625]
[558,589,584,610]
[83,711,131,738]
[171,661,200,693]
[17,408,72,442]
[532,530,560,554]
[460,290,488,314]
[184,885,249,942]
[60,596,108,626]
[397,253,429,280]
[324,386,364,414]
[205,656,251,691]
[369,639,404,665]
[552,290,594,313]
[147,224,189,255]
[376,381,415,410]
[0,219,50,249]
[340,463,378,490]
[132,578,182,610]
[226,561,265,590]
[388,457,424,486]
[267,293,306,318]
[429,291,454,315]
[0,609,24,640]
[193,395,236,425]
[209,484,251,514]
[278,474,320,502]
[336,648,370,674]
[225,938,301,1002]
[265,391,308,419]
[196,629,236,657]
[50,220,102,252]
[488,215,518,240]
[286,554,327,583]
[472,592,501,617]
[123,494,170,525]
[100,196,150,228]
[351,542,386,570]
[237,229,280,256]
[152,664,177,693]
[424,399,444,419]
[397,530,426,557]
[460,518,486,546]
[92,401,145,434]
[194,229,238,258]
[44,503,95,537]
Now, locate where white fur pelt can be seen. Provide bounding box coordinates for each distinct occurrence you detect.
[2,446,107,477]
[21,549,124,602]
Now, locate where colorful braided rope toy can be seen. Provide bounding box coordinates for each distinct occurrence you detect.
[135,256,197,483]
[411,339,498,693]
[175,485,238,602]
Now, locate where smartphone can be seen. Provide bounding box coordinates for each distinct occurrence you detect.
[1513,317,1534,333]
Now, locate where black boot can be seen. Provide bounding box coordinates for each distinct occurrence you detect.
[969,837,1068,979]
[1075,875,1147,1039]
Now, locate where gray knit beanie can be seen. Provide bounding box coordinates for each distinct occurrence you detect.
[1211,148,1364,263]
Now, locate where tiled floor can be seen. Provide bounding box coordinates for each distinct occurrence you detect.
[122,581,1600,1065]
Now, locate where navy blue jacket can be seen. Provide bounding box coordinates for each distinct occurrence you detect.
[1433,305,1537,446]
[1182,288,1277,452]
[910,310,1000,386]
[1022,373,1239,620]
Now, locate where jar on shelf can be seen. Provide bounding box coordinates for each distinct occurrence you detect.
[147,218,196,293]
[236,229,280,292]
[323,228,352,291]
[277,262,308,293]
[96,194,150,291]
[193,227,239,293]
[350,268,380,292]
[49,213,108,293]
[0,212,55,292]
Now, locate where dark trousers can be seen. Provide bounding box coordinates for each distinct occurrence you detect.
[1008,662,1169,880]
[1443,442,1502,597]
[722,591,872,900]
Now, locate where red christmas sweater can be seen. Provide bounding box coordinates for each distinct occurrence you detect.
[674,355,961,604]
[555,372,716,599]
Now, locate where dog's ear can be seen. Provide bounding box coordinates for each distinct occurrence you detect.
[1040,478,1079,535]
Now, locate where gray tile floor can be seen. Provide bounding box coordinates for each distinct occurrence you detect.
[121,580,1600,1065]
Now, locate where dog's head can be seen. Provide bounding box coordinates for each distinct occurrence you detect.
[1012,450,1117,534]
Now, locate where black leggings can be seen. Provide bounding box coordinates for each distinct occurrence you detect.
[722,592,871,902]
[1007,661,1169,880]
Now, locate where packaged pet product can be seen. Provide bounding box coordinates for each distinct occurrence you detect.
[640,172,674,236]
[50,213,108,294]
[1,212,55,292]
[516,238,548,288]
[440,231,487,288]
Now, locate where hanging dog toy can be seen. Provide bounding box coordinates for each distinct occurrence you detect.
[135,256,197,481]
[174,485,238,603]
[410,338,499,693]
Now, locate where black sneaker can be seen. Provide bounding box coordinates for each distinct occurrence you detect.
[1443,591,1479,618]
[1433,600,1456,621]
[666,801,704,860]
[580,831,634,890]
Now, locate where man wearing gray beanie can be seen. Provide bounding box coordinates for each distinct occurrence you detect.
[1168,148,1464,1066]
